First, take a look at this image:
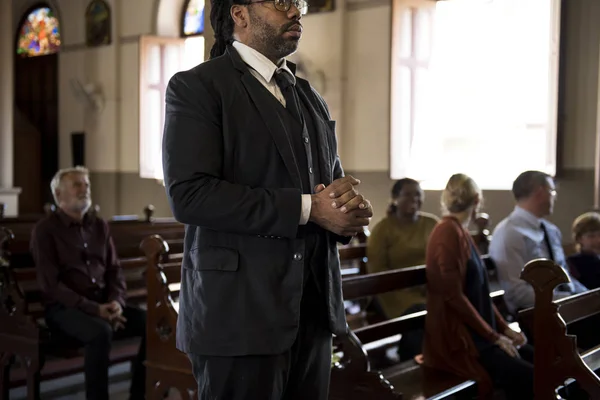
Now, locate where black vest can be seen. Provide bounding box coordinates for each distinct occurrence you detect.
[270,88,328,293]
[272,94,321,195]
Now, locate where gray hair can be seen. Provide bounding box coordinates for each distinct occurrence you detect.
[50,166,89,204]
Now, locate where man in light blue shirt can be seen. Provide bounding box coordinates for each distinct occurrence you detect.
[489,171,587,314]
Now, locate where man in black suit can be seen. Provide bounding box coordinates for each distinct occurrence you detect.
[161,0,373,398]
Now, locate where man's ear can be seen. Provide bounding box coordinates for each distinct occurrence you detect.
[231,4,248,27]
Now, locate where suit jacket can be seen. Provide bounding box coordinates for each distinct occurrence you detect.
[162,46,349,357]
[423,216,509,398]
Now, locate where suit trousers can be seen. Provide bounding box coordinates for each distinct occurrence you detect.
[45,304,147,400]
[187,270,333,400]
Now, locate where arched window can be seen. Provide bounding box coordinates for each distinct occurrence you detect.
[85,0,112,46]
[139,0,206,181]
[182,0,205,37]
[16,6,61,57]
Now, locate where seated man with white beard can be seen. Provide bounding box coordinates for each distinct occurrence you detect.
[30,166,146,400]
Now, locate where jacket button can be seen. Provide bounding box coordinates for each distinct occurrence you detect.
[293,253,303,261]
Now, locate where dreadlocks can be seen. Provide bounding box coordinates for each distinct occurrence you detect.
[210,0,237,59]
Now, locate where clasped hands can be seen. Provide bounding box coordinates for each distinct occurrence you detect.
[309,175,373,237]
[495,328,527,358]
[98,300,127,331]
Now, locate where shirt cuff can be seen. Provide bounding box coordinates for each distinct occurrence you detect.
[108,293,126,308]
[300,194,312,225]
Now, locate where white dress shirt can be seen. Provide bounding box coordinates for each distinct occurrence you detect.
[232,41,312,225]
[489,206,588,313]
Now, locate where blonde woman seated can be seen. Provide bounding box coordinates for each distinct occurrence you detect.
[423,174,533,399]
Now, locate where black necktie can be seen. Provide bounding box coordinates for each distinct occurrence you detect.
[540,222,555,261]
[274,70,303,124]
[542,222,574,292]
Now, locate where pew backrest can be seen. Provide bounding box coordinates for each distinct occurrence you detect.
[0,206,185,267]
[339,243,367,276]
[342,254,499,301]
[6,256,153,320]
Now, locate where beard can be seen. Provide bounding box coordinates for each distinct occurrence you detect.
[248,10,300,60]
[72,197,92,213]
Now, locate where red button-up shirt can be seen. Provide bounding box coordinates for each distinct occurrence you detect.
[30,210,126,316]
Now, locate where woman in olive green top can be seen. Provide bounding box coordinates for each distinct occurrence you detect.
[367,178,439,318]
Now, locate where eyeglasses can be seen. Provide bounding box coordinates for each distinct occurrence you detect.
[245,0,309,15]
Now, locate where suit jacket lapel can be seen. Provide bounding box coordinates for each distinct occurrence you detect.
[227,46,302,190]
[296,79,333,185]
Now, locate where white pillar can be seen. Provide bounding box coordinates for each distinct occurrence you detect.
[0,0,13,189]
[0,0,21,217]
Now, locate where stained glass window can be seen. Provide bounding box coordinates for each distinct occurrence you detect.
[183,0,205,36]
[17,7,61,57]
[86,0,112,47]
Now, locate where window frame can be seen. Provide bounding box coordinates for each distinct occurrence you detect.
[138,35,186,181]
[389,0,434,180]
[389,0,562,190]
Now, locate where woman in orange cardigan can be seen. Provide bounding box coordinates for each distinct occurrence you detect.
[423,174,534,399]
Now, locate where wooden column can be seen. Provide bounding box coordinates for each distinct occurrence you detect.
[0,0,13,189]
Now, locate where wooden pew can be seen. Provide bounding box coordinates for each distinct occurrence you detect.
[139,233,371,399]
[141,234,503,400]
[341,218,499,331]
[518,259,600,399]
[0,204,184,267]
[338,228,369,277]
[330,263,507,400]
[139,232,395,399]
[0,228,180,400]
[141,235,195,400]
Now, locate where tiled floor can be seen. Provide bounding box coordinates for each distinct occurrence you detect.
[9,360,187,400]
[9,362,132,400]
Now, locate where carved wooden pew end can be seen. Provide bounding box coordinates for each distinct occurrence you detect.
[519,259,600,398]
[141,235,196,400]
